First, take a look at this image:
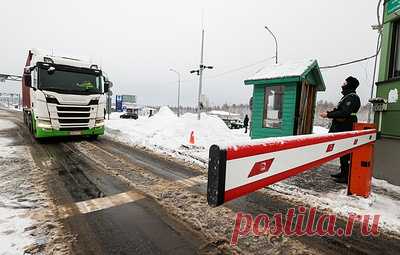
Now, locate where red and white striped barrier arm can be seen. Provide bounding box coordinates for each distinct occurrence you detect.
[207,129,377,207]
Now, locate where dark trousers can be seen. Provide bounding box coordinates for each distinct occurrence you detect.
[329,120,355,179]
[340,154,350,178]
[244,126,248,133]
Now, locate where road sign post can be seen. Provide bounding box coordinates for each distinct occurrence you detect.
[207,126,377,207]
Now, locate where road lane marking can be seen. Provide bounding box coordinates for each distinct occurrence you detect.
[58,175,207,219]
[58,190,145,219]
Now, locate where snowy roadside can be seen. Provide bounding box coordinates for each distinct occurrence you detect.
[105,107,251,167]
[0,119,39,254]
[105,106,400,235]
[0,118,68,254]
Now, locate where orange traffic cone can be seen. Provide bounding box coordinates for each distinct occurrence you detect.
[189,131,195,145]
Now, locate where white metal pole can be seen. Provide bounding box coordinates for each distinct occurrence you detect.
[107,93,110,120]
[198,29,205,120]
[178,74,181,117]
[265,26,278,64]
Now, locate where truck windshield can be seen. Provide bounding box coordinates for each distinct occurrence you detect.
[38,67,102,94]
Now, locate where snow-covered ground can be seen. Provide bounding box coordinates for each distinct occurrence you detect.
[105,106,400,234]
[0,119,37,254]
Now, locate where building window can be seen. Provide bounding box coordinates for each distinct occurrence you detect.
[390,20,400,78]
[263,85,284,128]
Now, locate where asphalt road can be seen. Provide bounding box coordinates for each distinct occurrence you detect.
[1,109,207,255]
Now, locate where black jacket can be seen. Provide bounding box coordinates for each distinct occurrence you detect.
[328,90,361,133]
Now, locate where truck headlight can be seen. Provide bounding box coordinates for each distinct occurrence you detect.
[37,119,52,129]
[95,119,104,127]
[45,94,59,104]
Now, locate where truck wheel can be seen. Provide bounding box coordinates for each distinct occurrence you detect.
[28,114,34,135]
[23,111,27,125]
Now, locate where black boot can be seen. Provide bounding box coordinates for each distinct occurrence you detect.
[330,172,343,178]
[335,176,348,184]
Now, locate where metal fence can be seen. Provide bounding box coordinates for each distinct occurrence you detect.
[0,93,21,109]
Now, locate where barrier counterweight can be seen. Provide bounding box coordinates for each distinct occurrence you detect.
[207,129,377,207]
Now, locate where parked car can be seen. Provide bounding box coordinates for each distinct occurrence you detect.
[120,108,138,119]
[223,118,244,129]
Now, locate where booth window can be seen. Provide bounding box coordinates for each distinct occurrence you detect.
[263,86,284,128]
[390,20,400,78]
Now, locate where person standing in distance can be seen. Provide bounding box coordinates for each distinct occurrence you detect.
[243,114,249,134]
[320,76,361,184]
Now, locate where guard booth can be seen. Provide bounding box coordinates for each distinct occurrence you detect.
[244,59,325,139]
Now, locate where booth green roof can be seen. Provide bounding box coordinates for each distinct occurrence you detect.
[244,59,326,91]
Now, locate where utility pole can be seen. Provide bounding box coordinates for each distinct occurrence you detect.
[198,29,205,120]
[169,68,181,117]
[107,91,112,120]
[190,29,213,120]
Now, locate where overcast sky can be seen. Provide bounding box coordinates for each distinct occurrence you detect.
[0,0,380,106]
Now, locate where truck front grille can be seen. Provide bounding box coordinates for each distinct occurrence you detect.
[58,119,90,124]
[58,112,90,118]
[55,105,94,130]
[57,106,91,112]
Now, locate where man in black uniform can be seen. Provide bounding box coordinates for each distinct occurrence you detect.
[320,76,361,184]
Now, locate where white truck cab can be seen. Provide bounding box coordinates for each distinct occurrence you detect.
[22,49,112,138]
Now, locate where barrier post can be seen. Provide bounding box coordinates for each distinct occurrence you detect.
[348,123,375,197]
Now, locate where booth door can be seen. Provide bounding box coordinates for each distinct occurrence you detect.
[296,81,316,135]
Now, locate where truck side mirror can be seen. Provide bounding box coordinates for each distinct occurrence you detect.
[23,67,31,76]
[23,67,32,87]
[104,81,113,93]
[47,66,55,75]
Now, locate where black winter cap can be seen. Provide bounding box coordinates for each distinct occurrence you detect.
[345,76,360,90]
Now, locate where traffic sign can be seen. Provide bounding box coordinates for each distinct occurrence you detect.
[116,95,123,112]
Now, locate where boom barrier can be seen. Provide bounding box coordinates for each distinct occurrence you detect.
[207,124,376,207]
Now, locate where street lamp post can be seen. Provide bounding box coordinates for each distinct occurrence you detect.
[264,26,278,64]
[169,68,181,117]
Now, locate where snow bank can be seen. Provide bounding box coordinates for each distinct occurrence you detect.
[106,106,250,164]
